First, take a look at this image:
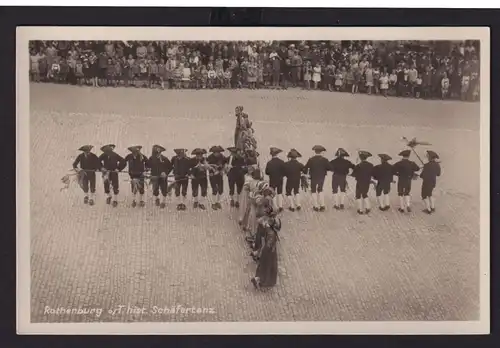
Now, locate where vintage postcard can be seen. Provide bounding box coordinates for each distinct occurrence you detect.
[17,27,490,334]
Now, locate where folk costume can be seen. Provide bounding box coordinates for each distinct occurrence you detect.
[352,151,374,214]
[124,145,148,207]
[190,148,210,210]
[171,148,191,211]
[207,145,227,210]
[265,147,286,212]
[72,145,101,205]
[148,145,173,208]
[226,147,246,208]
[304,145,330,211]
[239,169,263,238]
[283,149,305,211]
[420,150,441,214]
[372,154,394,211]
[251,213,280,290]
[329,148,355,210]
[393,149,420,213]
[98,144,126,207]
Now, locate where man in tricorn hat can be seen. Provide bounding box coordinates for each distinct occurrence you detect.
[265,147,286,212]
[304,145,330,212]
[190,148,209,210]
[72,145,101,205]
[283,148,305,212]
[420,150,441,214]
[352,150,374,214]
[207,145,227,210]
[393,149,420,213]
[148,145,173,208]
[124,145,148,207]
[329,148,355,210]
[226,146,246,208]
[99,144,126,207]
[171,148,191,211]
[371,154,394,211]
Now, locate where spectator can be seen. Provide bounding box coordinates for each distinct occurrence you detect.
[303,61,312,90]
[379,71,389,97]
[312,62,321,90]
[441,72,450,99]
[365,63,374,95]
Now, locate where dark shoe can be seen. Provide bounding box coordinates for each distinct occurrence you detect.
[212,203,218,210]
[334,205,340,210]
[365,208,371,214]
[278,207,284,213]
[296,206,301,211]
[160,202,166,209]
[155,198,160,206]
[181,203,187,210]
[313,207,319,212]
[176,204,183,211]
[288,207,295,212]
[379,206,385,211]
[357,209,364,215]
[406,207,412,213]
[88,199,94,206]
[84,196,89,204]
[235,201,240,208]
[319,206,326,212]
[193,201,199,208]
[106,196,112,204]
[230,199,235,207]
[198,204,206,210]
[431,208,435,213]
[132,201,137,208]
[339,204,345,210]
[216,202,222,209]
[398,208,405,213]
[384,205,390,211]
[139,200,145,207]
[422,209,432,215]
[112,200,118,207]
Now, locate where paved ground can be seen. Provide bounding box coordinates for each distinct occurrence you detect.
[29,83,480,322]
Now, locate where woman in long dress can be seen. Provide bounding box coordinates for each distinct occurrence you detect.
[251,213,280,290]
[239,168,262,236]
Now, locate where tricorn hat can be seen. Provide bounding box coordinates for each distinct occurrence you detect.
[312,145,326,153]
[209,145,225,153]
[227,146,238,153]
[270,147,283,156]
[78,145,93,152]
[191,148,207,155]
[378,154,392,161]
[100,144,115,152]
[152,144,166,153]
[287,149,302,158]
[399,149,411,157]
[335,148,349,157]
[127,145,142,152]
[173,148,187,155]
[426,150,439,160]
[358,150,372,159]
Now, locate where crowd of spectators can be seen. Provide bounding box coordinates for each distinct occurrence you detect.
[29,40,480,101]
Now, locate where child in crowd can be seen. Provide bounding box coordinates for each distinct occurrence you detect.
[415,73,423,98]
[441,72,450,99]
[379,71,389,97]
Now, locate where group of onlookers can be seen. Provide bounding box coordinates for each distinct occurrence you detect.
[29,39,480,101]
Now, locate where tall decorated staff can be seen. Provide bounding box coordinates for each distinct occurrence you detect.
[99,144,126,207]
[71,145,101,206]
[124,145,148,208]
[401,137,432,166]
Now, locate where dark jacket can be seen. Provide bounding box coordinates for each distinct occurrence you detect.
[171,155,192,178]
[73,152,101,171]
[420,161,441,186]
[393,159,420,180]
[352,161,374,184]
[329,157,354,176]
[147,154,173,177]
[283,159,305,184]
[304,155,330,179]
[98,152,126,171]
[124,153,148,175]
[372,162,393,184]
[265,157,286,182]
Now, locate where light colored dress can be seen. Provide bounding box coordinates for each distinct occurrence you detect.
[365,68,374,86]
[379,75,389,90]
[312,66,321,82]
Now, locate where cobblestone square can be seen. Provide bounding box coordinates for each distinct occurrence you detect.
[29,84,480,322]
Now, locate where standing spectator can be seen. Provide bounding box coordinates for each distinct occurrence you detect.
[461,71,470,101]
[247,57,258,90]
[30,49,42,82]
[388,69,397,96]
[106,58,115,87]
[345,67,354,93]
[182,62,191,88]
[74,59,84,85]
[291,51,302,87]
[408,65,418,97]
[421,67,432,99]
[312,63,321,90]
[372,65,380,95]
[303,61,312,90]
[45,42,58,79]
[136,42,147,59]
[257,57,264,89]
[353,65,361,94]
[59,56,69,84]
[98,51,108,86]
[365,63,374,95]
[325,62,335,92]
[271,55,281,88]
[105,41,115,58]
[334,67,344,91]
[149,58,159,88]
[201,65,208,89]
[415,73,423,98]
[282,57,292,90]
[441,72,450,99]
[114,58,122,87]
[379,71,389,97]
[207,63,216,89]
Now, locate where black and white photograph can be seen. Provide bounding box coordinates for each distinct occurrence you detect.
[17,27,490,334]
